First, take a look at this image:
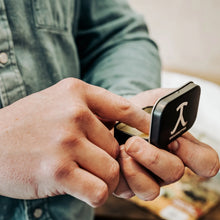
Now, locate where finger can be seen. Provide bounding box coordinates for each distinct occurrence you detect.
[118,146,160,201]
[81,110,119,159]
[129,88,174,108]
[96,115,116,130]
[85,85,150,134]
[181,132,201,144]
[72,138,120,194]
[125,136,185,185]
[59,162,109,207]
[168,133,220,177]
[113,171,134,199]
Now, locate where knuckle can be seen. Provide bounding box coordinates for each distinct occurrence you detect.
[59,78,84,91]
[71,105,91,124]
[90,184,108,207]
[124,163,138,179]
[53,162,73,181]
[41,159,73,182]
[145,151,160,168]
[106,161,120,184]
[55,126,83,149]
[119,97,132,112]
[126,171,137,180]
[110,140,120,159]
[97,87,109,97]
[184,152,194,165]
[167,161,185,184]
[117,98,133,118]
[60,134,82,152]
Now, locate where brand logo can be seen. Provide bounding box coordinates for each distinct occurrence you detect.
[170,102,188,136]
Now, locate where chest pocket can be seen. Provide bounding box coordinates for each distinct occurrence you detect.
[32,0,74,33]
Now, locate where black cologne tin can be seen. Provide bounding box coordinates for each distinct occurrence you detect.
[114,81,201,148]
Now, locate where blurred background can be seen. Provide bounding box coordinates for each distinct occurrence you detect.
[96,1,220,219]
[128,0,220,84]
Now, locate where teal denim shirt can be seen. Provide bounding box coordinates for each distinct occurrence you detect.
[0,0,161,219]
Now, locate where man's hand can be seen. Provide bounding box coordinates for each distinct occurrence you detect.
[114,88,220,200]
[0,78,149,207]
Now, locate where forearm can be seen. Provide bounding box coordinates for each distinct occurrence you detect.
[83,39,161,98]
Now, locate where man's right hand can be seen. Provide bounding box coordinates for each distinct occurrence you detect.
[114,88,219,201]
[0,78,149,207]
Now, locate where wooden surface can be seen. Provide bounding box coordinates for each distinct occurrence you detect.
[95,195,220,220]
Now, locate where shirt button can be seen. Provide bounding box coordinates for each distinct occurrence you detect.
[33,208,43,218]
[0,52,8,64]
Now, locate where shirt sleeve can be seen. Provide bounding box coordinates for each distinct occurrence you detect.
[76,0,161,98]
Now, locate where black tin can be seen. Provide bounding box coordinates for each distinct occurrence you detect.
[114,81,201,148]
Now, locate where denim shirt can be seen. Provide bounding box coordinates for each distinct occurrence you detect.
[0,0,161,219]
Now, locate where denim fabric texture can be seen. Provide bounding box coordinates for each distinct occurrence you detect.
[0,0,161,219]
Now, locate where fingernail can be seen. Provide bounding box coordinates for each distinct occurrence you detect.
[119,145,130,159]
[125,136,146,155]
[113,191,135,199]
[169,140,179,152]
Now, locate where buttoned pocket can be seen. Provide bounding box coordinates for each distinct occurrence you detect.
[32,0,74,33]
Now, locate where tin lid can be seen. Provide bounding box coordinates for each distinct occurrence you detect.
[149,81,200,148]
[114,81,201,148]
